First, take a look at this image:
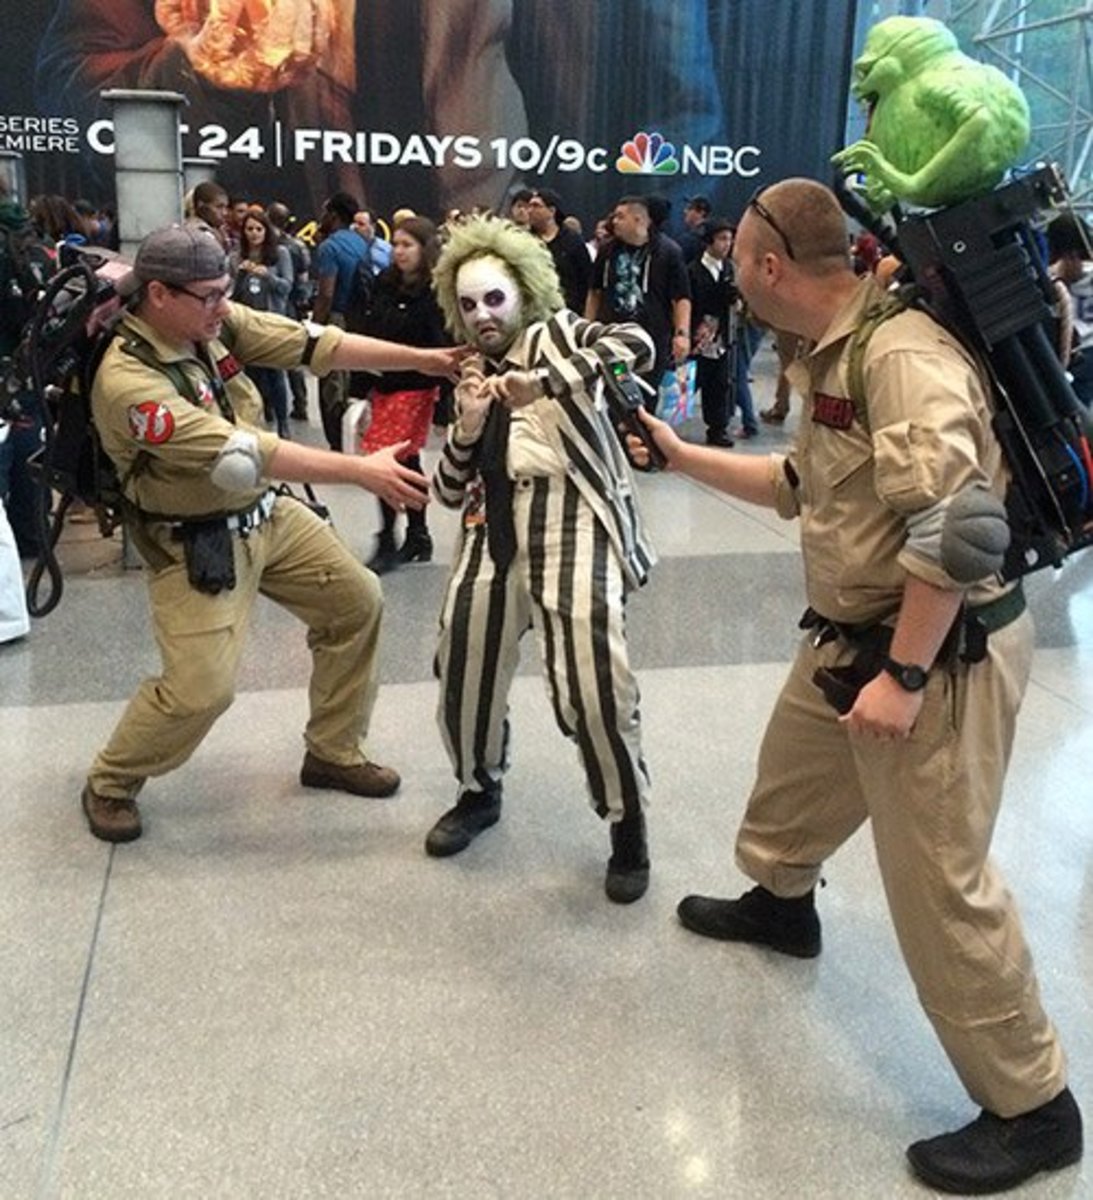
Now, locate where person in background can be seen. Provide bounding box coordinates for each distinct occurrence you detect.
[678,194,711,263]
[526,187,592,315]
[1047,212,1093,405]
[312,191,371,449]
[232,209,295,437]
[354,216,449,573]
[268,201,314,421]
[687,217,736,447]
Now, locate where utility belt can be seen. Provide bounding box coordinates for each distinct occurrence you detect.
[803,584,1026,715]
[155,490,277,596]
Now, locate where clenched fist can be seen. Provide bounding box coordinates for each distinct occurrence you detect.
[155,0,335,92]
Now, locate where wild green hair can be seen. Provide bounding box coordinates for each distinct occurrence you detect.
[433,214,564,337]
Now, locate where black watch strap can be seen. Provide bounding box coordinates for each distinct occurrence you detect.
[882,656,929,692]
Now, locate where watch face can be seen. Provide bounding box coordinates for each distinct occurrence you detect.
[885,659,928,691]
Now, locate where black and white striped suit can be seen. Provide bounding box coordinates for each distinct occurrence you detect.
[433,310,657,819]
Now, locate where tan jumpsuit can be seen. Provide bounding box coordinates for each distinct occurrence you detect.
[738,278,1067,1117]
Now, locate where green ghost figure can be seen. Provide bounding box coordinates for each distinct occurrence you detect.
[832,16,1031,212]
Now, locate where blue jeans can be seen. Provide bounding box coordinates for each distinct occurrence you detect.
[732,323,763,434]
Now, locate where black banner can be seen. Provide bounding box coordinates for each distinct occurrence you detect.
[4,1,857,229]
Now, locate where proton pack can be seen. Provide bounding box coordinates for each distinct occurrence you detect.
[836,164,1093,581]
[1,245,132,615]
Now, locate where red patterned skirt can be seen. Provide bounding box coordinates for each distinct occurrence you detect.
[360,387,438,457]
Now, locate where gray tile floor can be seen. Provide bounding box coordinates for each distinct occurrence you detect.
[2,346,1090,1199]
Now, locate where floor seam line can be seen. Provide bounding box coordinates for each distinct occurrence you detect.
[36,847,115,1200]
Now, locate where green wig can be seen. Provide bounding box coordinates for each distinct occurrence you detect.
[433,214,565,338]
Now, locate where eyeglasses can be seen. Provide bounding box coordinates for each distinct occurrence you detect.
[747,189,796,261]
[166,282,231,311]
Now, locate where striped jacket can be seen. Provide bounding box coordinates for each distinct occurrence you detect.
[433,310,658,589]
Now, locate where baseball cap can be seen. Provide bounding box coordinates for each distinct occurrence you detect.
[132,222,229,286]
[684,195,712,214]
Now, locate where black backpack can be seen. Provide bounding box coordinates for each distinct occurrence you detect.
[343,245,378,333]
[0,219,54,346]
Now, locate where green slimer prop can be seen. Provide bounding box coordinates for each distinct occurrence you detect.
[833,16,1030,212]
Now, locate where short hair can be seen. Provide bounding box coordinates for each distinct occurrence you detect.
[193,181,228,208]
[745,178,850,274]
[616,195,650,216]
[510,188,534,206]
[530,187,565,220]
[703,217,734,243]
[685,195,712,216]
[433,214,563,336]
[1047,213,1091,261]
[325,191,360,225]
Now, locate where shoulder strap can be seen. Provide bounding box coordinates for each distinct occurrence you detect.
[845,290,910,435]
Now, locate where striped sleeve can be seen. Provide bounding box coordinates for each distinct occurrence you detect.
[538,312,655,403]
[432,435,480,509]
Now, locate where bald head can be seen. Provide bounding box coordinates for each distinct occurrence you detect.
[743,178,851,275]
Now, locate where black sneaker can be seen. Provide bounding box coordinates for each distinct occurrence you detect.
[425,787,502,857]
[676,885,821,957]
[906,1087,1083,1194]
[605,810,650,904]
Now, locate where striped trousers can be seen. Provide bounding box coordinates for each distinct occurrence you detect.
[434,474,650,819]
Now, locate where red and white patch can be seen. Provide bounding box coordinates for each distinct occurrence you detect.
[127,401,175,444]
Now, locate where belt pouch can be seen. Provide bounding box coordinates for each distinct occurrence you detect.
[177,519,236,594]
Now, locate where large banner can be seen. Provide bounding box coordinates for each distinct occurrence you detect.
[3,1,857,228]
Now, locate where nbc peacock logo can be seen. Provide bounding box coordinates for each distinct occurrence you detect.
[616,131,680,175]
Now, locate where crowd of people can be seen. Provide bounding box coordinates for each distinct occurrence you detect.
[0,165,1089,1196]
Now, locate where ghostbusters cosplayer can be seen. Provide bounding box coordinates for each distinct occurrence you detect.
[629,181,1082,1193]
[81,223,463,843]
[425,216,656,903]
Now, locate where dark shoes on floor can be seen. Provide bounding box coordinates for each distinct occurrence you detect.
[676,884,821,958]
[82,785,142,843]
[425,787,503,857]
[366,535,401,576]
[300,751,400,798]
[704,427,735,448]
[906,1087,1083,1194]
[605,811,650,904]
[398,529,433,564]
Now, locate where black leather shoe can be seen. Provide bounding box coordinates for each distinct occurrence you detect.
[398,529,433,564]
[906,1087,1083,1194]
[605,811,650,904]
[676,885,821,957]
[366,535,401,576]
[425,788,502,857]
[705,427,735,448]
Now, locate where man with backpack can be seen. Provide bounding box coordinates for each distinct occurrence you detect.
[312,192,372,449]
[627,179,1083,1195]
[80,222,465,845]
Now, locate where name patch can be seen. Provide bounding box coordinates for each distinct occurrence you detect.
[812,392,855,430]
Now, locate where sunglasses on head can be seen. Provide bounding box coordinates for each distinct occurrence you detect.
[747,188,795,261]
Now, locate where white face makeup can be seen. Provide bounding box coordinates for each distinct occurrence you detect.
[456,256,524,355]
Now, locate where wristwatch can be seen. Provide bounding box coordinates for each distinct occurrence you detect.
[882,656,929,692]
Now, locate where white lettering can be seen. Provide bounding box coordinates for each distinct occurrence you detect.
[370,132,401,165]
[294,129,322,160]
[425,134,454,165]
[399,134,432,167]
[734,144,762,178]
[453,136,482,168]
[87,119,114,155]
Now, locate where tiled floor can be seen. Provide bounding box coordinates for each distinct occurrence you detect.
[3,346,1090,1199]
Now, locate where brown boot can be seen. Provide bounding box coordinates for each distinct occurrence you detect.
[299,751,400,798]
[81,785,142,843]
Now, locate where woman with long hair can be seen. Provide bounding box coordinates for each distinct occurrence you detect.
[355,216,450,573]
[231,208,294,436]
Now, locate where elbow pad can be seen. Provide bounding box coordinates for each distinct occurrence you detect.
[906,483,1010,583]
[209,430,264,492]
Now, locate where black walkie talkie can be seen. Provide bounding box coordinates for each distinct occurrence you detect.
[602,359,667,471]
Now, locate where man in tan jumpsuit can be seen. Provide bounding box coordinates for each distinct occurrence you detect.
[82,223,464,843]
[629,180,1083,1194]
